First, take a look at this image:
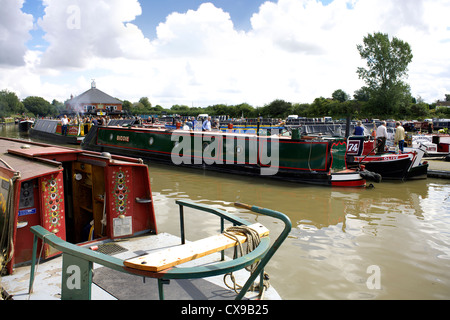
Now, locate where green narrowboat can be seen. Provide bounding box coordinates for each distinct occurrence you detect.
[82,125,380,187]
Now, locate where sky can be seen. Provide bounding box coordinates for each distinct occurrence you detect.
[1,0,450,109]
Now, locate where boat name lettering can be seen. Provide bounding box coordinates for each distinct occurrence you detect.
[117,135,130,142]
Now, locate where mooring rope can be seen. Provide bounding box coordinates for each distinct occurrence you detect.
[222,225,270,299]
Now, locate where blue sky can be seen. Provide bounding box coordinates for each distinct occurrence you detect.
[2,0,450,107]
[135,0,269,37]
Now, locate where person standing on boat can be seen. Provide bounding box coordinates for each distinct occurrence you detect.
[212,119,220,131]
[191,117,198,131]
[394,121,405,153]
[353,121,365,135]
[371,121,377,138]
[61,115,69,136]
[376,121,388,154]
[428,122,433,134]
[202,116,212,131]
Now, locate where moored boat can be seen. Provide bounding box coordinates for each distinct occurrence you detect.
[18,119,34,132]
[406,134,450,157]
[29,119,88,144]
[347,136,429,180]
[81,125,381,187]
[0,137,290,300]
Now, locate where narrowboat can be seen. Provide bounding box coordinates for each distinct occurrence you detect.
[29,119,88,145]
[347,136,429,180]
[18,119,34,132]
[0,137,289,300]
[406,134,450,156]
[81,125,381,187]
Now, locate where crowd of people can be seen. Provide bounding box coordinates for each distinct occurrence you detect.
[175,116,223,132]
[353,120,406,154]
[58,114,128,135]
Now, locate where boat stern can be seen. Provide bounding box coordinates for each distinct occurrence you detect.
[330,169,367,187]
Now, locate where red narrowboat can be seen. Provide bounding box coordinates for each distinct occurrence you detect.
[0,137,156,275]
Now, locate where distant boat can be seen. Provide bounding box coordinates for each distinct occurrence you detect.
[29,119,87,144]
[18,119,34,132]
[405,134,450,156]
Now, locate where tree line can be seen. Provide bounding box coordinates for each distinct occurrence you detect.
[1,32,449,121]
[2,88,448,121]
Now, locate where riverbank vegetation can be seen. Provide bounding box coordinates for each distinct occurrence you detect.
[2,87,449,122]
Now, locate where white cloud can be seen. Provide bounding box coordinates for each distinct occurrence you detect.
[0,0,33,66]
[1,0,450,107]
[37,0,152,68]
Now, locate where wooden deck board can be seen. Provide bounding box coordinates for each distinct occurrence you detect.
[123,223,269,272]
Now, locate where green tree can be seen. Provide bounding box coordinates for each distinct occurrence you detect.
[22,96,53,117]
[410,102,429,120]
[234,103,255,118]
[292,103,310,116]
[131,102,146,115]
[139,97,152,109]
[356,32,413,116]
[332,89,350,102]
[0,89,25,116]
[122,100,132,113]
[353,87,370,102]
[309,97,330,117]
[262,99,292,118]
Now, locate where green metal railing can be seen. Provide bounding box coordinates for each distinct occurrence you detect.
[28,200,291,300]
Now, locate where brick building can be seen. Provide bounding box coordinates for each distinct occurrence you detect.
[65,81,124,117]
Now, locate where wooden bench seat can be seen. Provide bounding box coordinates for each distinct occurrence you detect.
[123,223,269,272]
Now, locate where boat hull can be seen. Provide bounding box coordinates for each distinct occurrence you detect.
[29,127,83,144]
[29,119,86,145]
[350,154,428,180]
[82,125,368,187]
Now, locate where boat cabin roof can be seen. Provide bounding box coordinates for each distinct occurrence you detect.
[1,138,145,182]
[0,138,80,181]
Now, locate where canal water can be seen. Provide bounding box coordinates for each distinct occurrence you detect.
[2,124,450,299]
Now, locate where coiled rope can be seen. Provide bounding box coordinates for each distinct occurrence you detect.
[222,225,270,299]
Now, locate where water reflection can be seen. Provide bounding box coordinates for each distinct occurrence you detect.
[147,161,450,299]
[0,124,32,141]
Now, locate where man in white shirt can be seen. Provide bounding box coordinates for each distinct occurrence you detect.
[61,115,69,136]
[202,116,211,131]
[376,121,388,154]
